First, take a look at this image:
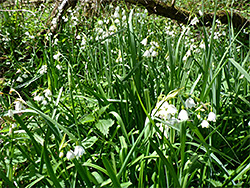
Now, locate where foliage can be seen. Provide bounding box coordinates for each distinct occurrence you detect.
[0,0,250,187]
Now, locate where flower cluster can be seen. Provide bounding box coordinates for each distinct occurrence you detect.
[152,93,217,138]
[142,40,159,58]
[66,145,85,160]
[15,69,29,83]
[201,112,216,128]
[33,88,52,105]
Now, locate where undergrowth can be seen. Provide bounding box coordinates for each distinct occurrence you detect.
[0,0,250,187]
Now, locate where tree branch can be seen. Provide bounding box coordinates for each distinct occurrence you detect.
[125,0,250,29]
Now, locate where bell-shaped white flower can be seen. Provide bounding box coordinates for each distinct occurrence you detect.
[66,150,75,160]
[74,145,85,158]
[185,98,196,108]
[7,110,14,117]
[14,99,26,111]
[53,52,61,61]
[141,37,147,46]
[207,112,216,122]
[190,17,199,25]
[201,120,209,128]
[178,110,189,121]
[38,65,47,74]
[113,11,120,18]
[143,50,151,57]
[34,95,44,102]
[44,89,52,101]
[59,151,64,158]
[151,50,158,57]
[16,77,23,82]
[166,104,178,116]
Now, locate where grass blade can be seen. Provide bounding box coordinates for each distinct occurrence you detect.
[102,156,121,188]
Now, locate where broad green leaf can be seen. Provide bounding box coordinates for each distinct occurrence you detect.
[82,136,98,148]
[80,114,95,124]
[95,119,114,137]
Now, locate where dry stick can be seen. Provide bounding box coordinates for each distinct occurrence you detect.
[0,9,36,16]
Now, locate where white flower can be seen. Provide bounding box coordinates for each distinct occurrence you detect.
[143,50,151,57]
[201,120,209,128]
[239,75,244,79]
[151,50,158,57]
[114,19,120,24]
[62,16,68,22]
[74,146,85,157]
[56,65,62,70]
[76,35,81,40]
[156,122,169,139]
[190,17,199,25]
[81,36,87,47]
[51,18,57,25]
[59,151,64,158]
[109,25,116,31]
[185,98,196,108]
[14,99,26,111]
[199,42,205,49]
[34,95,44,102]
[54,38,58,45]
[153,100,178,120]
[178,110,189,121]
[207,112,216,122]
[141,38,147,46]
[113,11,120,18]
[122,15,126,21]
[53,52,61,61]
[115,6,120,12]
[22,73,28,78]
[166,105,178,116]
[7,110,14,117]
[16,77,23,82]
[44,89,52,100]
[183,50,191,61]
[41,100,48,105]
[97,20,103,25]
[38,65,47,74]
[199,10,203,16]
[66,150,75,160]
[248,121,250,126]
[215,19,221,25]
[11,123,17,128]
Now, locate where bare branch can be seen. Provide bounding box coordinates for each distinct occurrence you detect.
[0,9,36,16]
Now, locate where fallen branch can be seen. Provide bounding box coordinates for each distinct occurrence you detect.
[124,0,250,29]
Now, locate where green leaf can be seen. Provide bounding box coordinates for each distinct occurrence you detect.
[80,114,95,124]
[0,169,15,188]
[82,136,98,149]
[150,139,180,187]
[228,58,250,83]
[95,119,114,137]
[43,132,62,188]
[102,157,121,188]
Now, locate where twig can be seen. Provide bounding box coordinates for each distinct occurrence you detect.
[0,9,36,16]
